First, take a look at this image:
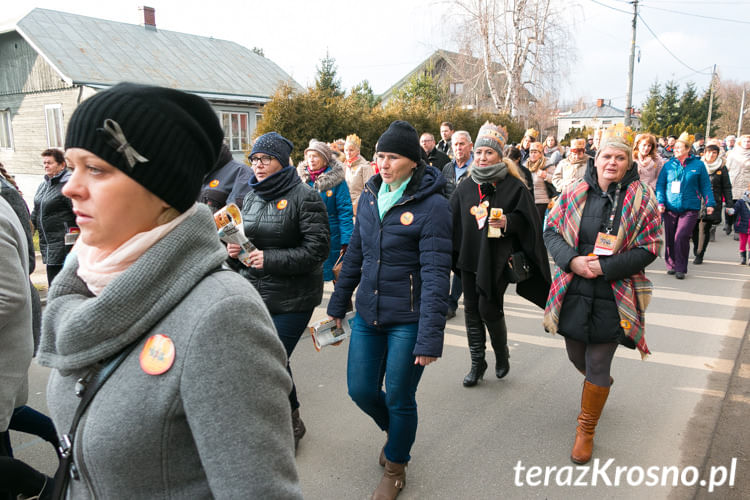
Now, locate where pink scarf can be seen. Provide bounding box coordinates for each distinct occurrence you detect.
[306,165,327,183]
[74,205,197,295]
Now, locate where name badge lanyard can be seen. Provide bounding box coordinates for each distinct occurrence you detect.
[604,184,622,235]
[593,184,621,256]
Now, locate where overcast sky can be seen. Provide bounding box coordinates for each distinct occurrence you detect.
[4,0,749,111]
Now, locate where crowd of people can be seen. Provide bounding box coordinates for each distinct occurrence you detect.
[1,81,749,499]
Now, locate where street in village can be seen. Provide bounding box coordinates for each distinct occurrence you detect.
[13,230,750,499]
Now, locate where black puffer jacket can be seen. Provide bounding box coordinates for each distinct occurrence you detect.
[702,164,733,224]
[543,163,656,346]
[31,169,76,265]
[235,166,330,314]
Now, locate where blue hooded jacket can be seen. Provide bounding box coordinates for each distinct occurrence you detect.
[656,154,715,213]
[327,163,451,357]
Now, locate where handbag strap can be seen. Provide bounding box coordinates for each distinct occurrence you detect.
[52,341,139,499]
[51,266,224,499]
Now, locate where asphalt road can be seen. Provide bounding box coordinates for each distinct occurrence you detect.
[13,230,749,499]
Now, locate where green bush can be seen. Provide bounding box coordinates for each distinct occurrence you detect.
[255,83,526,164]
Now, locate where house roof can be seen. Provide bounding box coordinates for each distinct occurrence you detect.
[564,103,637,120]
[380,49,534,105]
[13,8,301,102]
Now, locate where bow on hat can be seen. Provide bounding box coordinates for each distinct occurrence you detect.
[97,119,149,173]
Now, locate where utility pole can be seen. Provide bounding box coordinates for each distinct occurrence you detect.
[705,64,716,139]
[624,0,638,127]
[738,87,746,137]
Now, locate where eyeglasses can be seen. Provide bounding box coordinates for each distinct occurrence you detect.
[249,155,273,165]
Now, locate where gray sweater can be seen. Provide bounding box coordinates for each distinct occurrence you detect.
[0,197,33,430]
[37,204,302,499]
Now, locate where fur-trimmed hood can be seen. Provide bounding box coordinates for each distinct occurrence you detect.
[297,157,347,192]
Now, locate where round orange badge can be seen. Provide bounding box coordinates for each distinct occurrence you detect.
[326,190,333,197]
[400,212,414,225]
[140,334,176,375]
[209,179,220,188]
[620,319,632,330]
[276,199,288,210]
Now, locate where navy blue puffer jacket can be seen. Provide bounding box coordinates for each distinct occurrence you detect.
[327,163,451,357]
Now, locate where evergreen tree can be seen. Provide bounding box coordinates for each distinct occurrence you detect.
[659,80,681,137]
[315,51,344,97]
[349,80,380,109]
[640,81,663,134]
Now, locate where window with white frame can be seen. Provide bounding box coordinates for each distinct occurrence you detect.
[0,109,12,150]
[220,111,250,152]
[45,104,64,148]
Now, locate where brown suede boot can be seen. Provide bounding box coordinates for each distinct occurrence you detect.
[379,433,388,467]
[570,380,610,464]
[372,460,406,500]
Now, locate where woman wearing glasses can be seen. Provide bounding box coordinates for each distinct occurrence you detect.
[228,133,330,450]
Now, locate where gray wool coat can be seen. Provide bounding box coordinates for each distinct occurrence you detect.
[0,197,33,431]
[37,204,302,499]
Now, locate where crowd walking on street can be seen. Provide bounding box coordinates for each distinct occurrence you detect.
[3,76,750,500]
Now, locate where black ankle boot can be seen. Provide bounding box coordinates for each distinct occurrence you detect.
[463,359,488,387]
[291,408,306,451]
[463,310,487,387]
[741,251,747,265]
[486,317,510,379]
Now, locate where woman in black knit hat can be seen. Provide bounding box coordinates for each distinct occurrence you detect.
[328,120,451,500]
[227,131,330,451]
[36,83,302,498]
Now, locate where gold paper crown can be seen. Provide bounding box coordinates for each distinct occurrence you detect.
[524,128,539,140]
[600,124,636,148]
[475,121,509,152]
[677,131,694,147]
[345,134,361,148]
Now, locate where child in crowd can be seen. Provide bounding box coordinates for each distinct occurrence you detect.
[727,187,750,264]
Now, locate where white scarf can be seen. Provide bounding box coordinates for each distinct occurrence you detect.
[703,156,723,175]
[74,204,197,295]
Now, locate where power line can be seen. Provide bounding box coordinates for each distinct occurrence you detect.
[637,13,713,75]
[588,0,632,15]
[640,4,750,24]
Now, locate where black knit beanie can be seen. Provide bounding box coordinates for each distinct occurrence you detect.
[65,82,223,212]
[376,121,421,163]
[251,132,293,167]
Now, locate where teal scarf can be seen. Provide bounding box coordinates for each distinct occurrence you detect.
[377,175,412,220]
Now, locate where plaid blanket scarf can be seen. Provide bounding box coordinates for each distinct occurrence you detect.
[543,178,663,358]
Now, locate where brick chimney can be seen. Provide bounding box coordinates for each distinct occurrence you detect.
[596,98,604,107]
[141,6,156,29]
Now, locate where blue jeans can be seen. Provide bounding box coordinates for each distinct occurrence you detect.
[271,310,314,411]
[347,314,424,464]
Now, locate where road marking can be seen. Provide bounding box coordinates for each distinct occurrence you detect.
[646,313,746,338]
[652,288,750,309]
[444,331,736,374]
[676,386,750,404]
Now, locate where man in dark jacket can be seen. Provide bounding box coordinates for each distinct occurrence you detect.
[437,121,454,158]
[420,133,450,169]
[198,143,252,212]
[441,131,473,318]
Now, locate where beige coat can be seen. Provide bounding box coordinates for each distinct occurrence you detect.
[727,146,750,199]
[344,156,374,215]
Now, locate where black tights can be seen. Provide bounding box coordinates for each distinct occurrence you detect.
[565,338,617,387]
